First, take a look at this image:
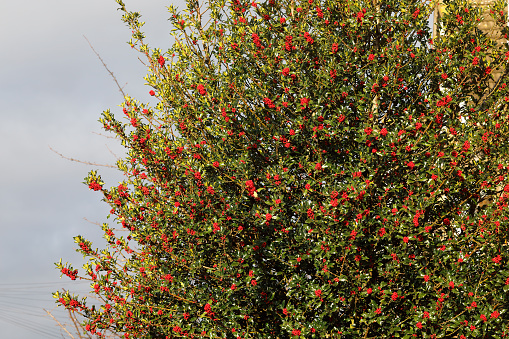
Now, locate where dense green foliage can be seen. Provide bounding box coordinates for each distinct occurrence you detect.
[55,0,509,337]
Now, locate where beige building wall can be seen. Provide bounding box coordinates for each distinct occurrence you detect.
[433,0,507,86]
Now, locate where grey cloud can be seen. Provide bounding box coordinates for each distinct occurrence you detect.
[0,0,184,337]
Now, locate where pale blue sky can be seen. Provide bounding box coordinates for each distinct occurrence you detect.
[0,1,182,337]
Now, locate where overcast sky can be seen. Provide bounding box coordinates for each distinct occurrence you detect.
[0,1,184,337]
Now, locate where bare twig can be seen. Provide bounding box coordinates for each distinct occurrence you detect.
[67,309,93,339]
[83,217,103,227]
[91,131,118,139]
[49,145,117,168]
[50,39,126,170]
[83,36,127,97]
[44,309,75,339]
[105,144,122,161]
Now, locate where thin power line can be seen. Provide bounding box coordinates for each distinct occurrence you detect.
[0,311,62,338]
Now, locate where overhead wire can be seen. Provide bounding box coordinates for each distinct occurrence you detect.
[0,311,62,338]
[0,280,92,338]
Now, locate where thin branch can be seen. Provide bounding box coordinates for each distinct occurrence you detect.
[50,39,126,170]
[105,144,123,161]
[49,145,117,168]
[83,35,127,97]
[83,217,103,227]
[44,309,75,339]
[67,309,93,339]
[91,131,118,139]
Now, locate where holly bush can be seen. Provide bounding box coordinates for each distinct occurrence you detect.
[55,0,509,337]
